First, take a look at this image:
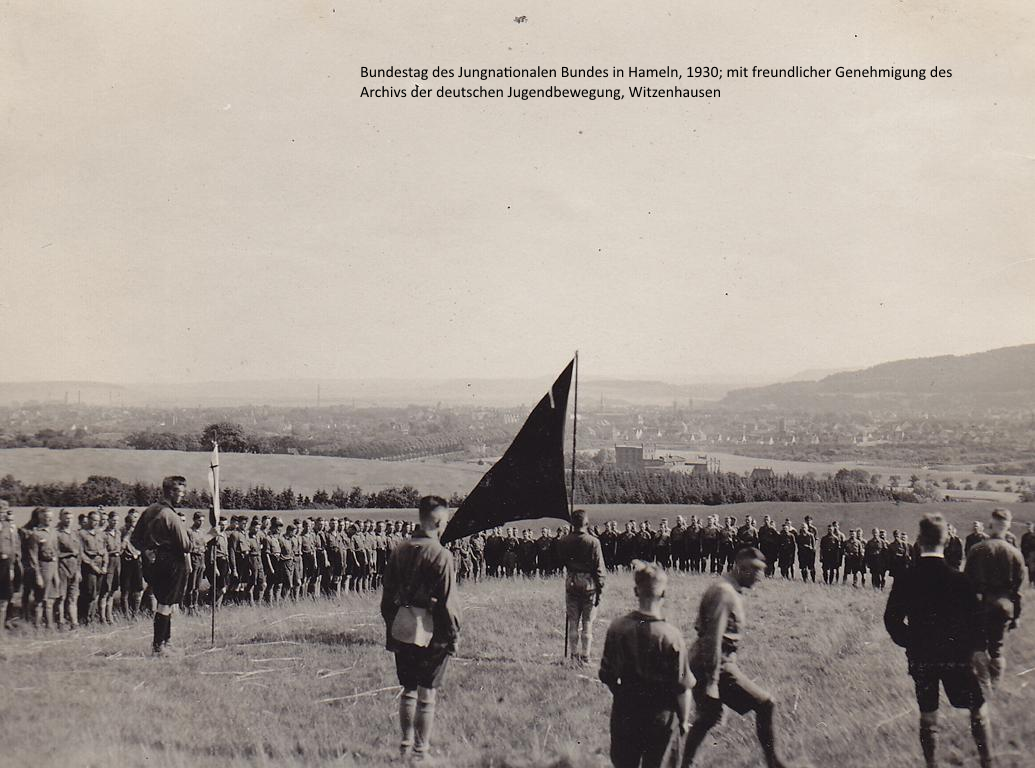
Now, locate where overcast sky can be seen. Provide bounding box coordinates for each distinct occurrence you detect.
[2,1,1032,385]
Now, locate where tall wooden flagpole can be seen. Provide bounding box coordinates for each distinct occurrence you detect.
[570,350,579,514]
[209,441,220,646]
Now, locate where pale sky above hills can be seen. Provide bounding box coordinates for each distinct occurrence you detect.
[2,1,1032,385]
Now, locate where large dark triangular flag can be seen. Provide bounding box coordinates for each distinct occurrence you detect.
[442,359,574,544]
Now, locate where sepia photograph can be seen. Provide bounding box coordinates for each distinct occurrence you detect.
[2,2,1034,767]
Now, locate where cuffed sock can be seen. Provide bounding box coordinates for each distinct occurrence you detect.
[920,720,938,767]
[152,613,170,650]
[414,688,436,757]
[399,689,417,754]
[971,710,993,768]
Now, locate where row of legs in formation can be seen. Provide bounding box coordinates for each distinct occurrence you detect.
[181,573,385,611]
[2,588,148,632]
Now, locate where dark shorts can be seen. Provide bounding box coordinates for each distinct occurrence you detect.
[249,557,266,588]
[122,558,144,592]
[911,663,984,712]
[149,552,188,607]
[610,696,681,768]
[394,643,450,690]
[100,560,121,596]
[693,661,771,715]
[0,561,13,601]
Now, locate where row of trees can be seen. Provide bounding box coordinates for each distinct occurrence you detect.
[572,468,896,505]
[1,467,898,511]
[122,422,491,461]
[0,474,450,511]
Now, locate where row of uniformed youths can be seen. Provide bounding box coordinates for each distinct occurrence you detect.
[186,513,419,609]
[451,515,1035,592]
[0,502,146,632]
[0,497,423,634]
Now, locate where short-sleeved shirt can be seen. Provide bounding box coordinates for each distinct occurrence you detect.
[0,522,19,561]
[598,610,691,710]
[130,502,191,555]
[56,527,82,577]
[80,528,106,570]
[380,529,460,653]
[555,530,606,589]
[689,575,745,691]
[189,527,208,557]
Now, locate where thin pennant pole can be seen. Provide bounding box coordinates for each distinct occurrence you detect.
[211,544,217,645]
[569,351,578,515]
[565,351,578,660]
[210,441,218,646]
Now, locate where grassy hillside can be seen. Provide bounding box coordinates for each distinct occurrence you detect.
[0,447,484,497]
[1,570,1032,767]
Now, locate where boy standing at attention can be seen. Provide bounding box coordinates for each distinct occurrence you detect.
[380,495,460,762]
[599,560,692,768]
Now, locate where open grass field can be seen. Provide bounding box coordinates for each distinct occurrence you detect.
[3,447,1031,505]
[0,447,485,497]
[1,568,1034,767]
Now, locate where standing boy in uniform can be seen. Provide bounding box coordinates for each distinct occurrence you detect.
[0,501,20,633]
[380,495,460,762]
[884,513,993,768]
[599,560,691,768]
[964,508,1025,690]
[130,476,192,656]
[555,508,606,665]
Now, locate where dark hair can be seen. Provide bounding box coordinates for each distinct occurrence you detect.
[917,513,948,549]
[162,475,187,495]
[571,509,588,528]
[735,546,766,565]
[26,506,49,529]
[418,495,449,517]
[991,507,1012,523]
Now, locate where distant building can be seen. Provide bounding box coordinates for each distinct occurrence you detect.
[683,459,710,476]
[616,444,644,471]
[750,468,775,480]
[615,444,666,472]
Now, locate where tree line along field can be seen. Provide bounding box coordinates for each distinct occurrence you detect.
[1,569,1032,767]
[0,447,485,497]
[3,447,1032,500]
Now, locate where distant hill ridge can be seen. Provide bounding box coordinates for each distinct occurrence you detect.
[723,343,1035,408]
[0,377,736,408]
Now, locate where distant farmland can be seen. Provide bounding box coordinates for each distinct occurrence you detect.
[0,447,485,497]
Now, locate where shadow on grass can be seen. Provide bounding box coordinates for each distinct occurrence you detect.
[248,628,381,648]
[122,737,365,764]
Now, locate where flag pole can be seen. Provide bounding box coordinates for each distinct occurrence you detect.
[211,541,217,645]
[565,351,578,660]
[569,350,578,515]
[209,440,220,646]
